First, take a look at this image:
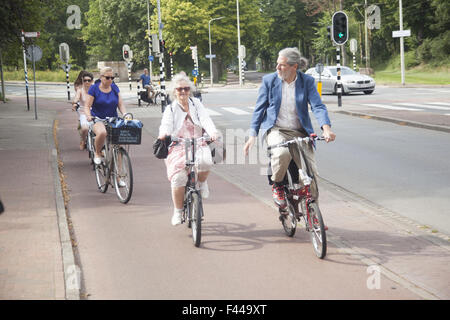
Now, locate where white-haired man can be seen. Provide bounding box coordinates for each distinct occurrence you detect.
[244,47,336,208]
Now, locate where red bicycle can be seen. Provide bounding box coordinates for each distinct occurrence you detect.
[268,135,327,259]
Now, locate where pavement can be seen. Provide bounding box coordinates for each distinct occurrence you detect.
[0,81,449,300]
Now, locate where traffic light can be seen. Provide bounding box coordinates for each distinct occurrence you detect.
[122,44,130,60]
[326,26,331,41]
[332,11,348,45]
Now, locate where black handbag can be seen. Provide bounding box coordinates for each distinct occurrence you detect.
[153,136,172,159]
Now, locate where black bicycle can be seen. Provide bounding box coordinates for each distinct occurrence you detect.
[87,114,141,204]
[268,134,327,259]
[171,135,211,247]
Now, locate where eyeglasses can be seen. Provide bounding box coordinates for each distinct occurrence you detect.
[102,76,115,80]
[83,78,93,82]
[176,87,190,92]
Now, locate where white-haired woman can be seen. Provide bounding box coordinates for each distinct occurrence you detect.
[158,73,219,226]
[84,67,127,165]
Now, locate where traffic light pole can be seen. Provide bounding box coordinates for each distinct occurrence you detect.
[336,46,342,107]
[157,0,167,112]
[21,31,30,111]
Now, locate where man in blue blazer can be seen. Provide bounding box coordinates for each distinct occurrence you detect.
[244,47,336,208]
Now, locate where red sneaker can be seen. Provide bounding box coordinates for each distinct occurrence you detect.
[272,184,287,209]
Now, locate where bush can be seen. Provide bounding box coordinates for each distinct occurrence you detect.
[405,51,419,68]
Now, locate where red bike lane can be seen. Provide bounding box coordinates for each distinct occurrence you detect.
[55,106,421,300]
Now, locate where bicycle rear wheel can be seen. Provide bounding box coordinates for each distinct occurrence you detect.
[95,160,109,193]
[302,200,327,259]
[280,201,297,237]
[189,192,202,247]
[113,147,133,204]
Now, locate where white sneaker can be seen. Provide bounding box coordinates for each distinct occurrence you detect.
[199,181,209,199]
[94,156,102,165]
[171,210,182,226]
[118,179,127,187]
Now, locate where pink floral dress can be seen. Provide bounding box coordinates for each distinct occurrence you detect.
[165,116,206,182]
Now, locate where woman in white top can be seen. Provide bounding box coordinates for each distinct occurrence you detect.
[72,71,93,150]
[158,73,219,226]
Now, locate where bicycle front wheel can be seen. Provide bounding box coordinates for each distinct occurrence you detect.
[189,192,202,247]
[113,147,133,204]
[95,160,109,193]
[302,200,327,259]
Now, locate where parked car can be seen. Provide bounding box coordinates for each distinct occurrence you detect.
[305,66,375,95]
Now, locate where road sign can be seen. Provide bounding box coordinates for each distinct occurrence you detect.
[350,39,357,54]
[59,43,70,63]
[315,63,324,74]
[24,31,40,38]
[151,34,160,53]
[26,45,42,62]
[61,64,72,72]
[192,69,198,77]
[205,54,216,59]
[149,55,154,62]
[239,45,246,59]
[392,30,411,38]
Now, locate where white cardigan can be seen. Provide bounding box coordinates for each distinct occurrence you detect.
[159,97,218,137]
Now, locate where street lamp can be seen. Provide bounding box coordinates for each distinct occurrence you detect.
[208,16,224,86]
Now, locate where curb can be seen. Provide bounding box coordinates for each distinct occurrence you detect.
[333,110,450,133]
[50,120,81,300]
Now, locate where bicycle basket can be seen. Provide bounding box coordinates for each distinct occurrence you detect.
[107,124,142,145]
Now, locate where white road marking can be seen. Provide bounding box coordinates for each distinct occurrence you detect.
[362,104,423,111]
[426,102,450,107]
[205,108,223,116]
[394,103,450,110]
[222,107,251,115]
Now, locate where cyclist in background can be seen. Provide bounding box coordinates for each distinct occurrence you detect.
[157,73,219,226]
[72,71,93,150]
[84,67,127,165]
[243,47,336,208]
[140,68,154,102]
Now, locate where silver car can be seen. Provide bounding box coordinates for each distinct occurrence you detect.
[305,66,375,95]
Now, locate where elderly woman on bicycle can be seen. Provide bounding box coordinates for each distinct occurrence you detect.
[84,67,128,165]
[158,72,219,226]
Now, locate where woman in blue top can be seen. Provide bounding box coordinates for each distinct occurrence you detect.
[84,67,127,165]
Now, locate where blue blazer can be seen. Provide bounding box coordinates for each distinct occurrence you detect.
[249,71,331,137]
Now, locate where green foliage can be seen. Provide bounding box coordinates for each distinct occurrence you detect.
[1,0,449,79]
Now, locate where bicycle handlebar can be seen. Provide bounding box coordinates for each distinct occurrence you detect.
[267,134,325,151]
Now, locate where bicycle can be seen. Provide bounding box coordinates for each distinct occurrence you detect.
[170,135,211,247]
[88,114,141,204]
[267,134,327,259]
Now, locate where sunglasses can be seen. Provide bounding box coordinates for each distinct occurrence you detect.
[83,78,93,82]
[102,76,115,80]
[176,87,190,92]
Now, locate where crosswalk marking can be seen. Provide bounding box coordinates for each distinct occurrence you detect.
[222,107,251,115]
[394,103,450,111]
[362,104,423,111]
[205,108,223,116]
[427,102,450,107]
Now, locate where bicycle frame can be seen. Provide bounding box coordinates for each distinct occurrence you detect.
[171,136,210,223]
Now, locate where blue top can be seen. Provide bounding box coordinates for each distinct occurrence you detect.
[88,80,120,119]
[249,71,331,138]
[140,73,151,86]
